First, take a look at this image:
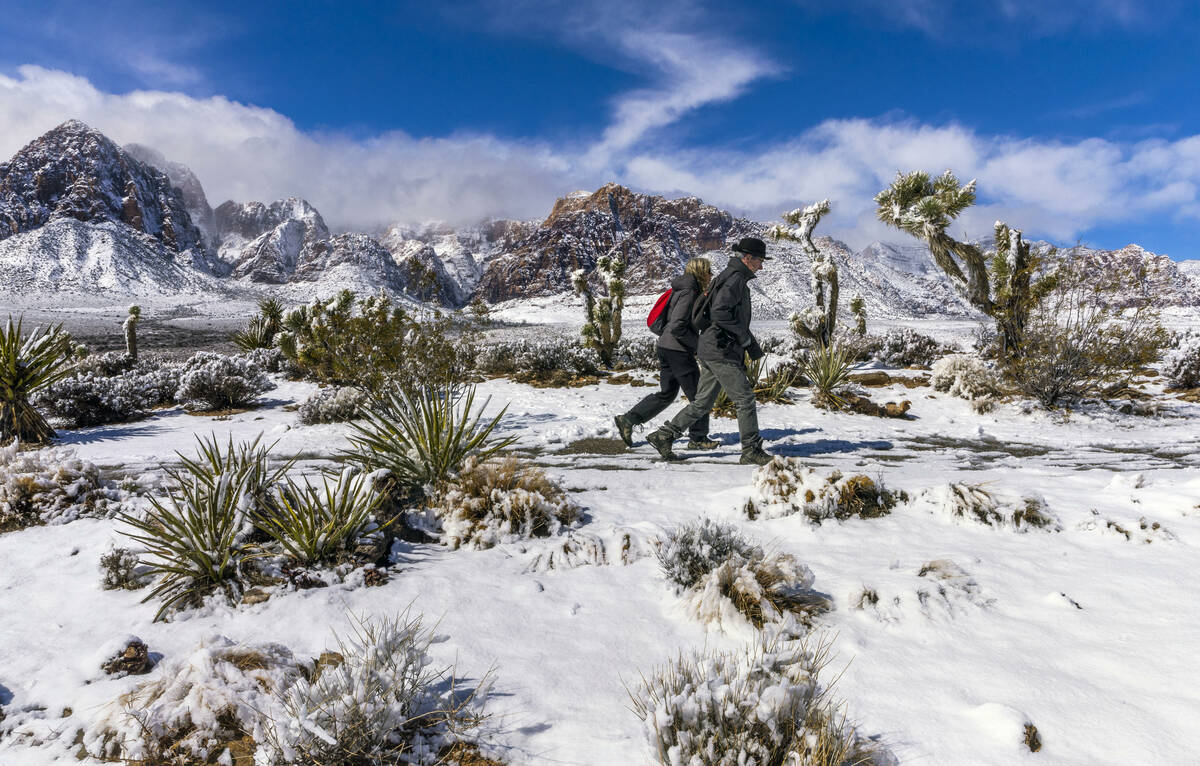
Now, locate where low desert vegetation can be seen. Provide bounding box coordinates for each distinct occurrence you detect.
[870,327,946,368]
[713,352,799,417]
[799,342,856,410]
[175,351,275,412]
[297,385,367,425]
[474,336,602,386]
[33,355,182,428]
[0,317,76,443]
[0,438,120,533]
[930,354,1002,411]
[744,458,905,524]
[630,638,880,766]
[912,482,1058,531]
[1163,332,1200,390]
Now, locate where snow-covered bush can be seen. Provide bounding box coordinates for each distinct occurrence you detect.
[421,456,579,550]
[83,634,304,764]
[99,546,150,590]
[175,352,274,411]
[33,356,183,428]
[631,639,879,766]
[0,439,119,532]
[244,345,287,374]
[656,518,758,591]
[524,524,657,572]
[475,336,602,383]
[658,519,825,633]
[298,386,367,425]
[615,335,658,370]
[872,327,945,367]
[744,458,903,524]
[930,354,1001,404]
[263,612,491,766]
[1162,334,1200,389]
[912,483,1058,531]
[74,350,136,377]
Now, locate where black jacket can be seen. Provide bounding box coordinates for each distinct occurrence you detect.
[697,257,762,363]
[657,273,701,353]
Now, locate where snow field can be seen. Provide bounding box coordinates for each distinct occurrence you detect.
[0,355,1199,764]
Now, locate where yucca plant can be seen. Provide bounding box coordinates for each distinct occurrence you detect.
[172,433,293,523]
[258,469,386,565]
[342,384,515,500]
[120,471,248,621]
[0,317,76,443]
[801,343,856,410]
[230,315,275,351]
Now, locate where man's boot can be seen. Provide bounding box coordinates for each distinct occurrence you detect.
[613,414,635,448]
[685,437,720,450]
[646,428,682,461]
[739,445,774,465]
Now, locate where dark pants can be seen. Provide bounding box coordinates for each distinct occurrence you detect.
[624,347,710,440]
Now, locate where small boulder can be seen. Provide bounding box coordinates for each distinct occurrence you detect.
[101,638,154,677]
[849,371,891,386]
[241,588,270,605]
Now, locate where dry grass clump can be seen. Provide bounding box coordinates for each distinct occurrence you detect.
[422,456,580,549]
[630,638,881,766]
[0,438,119,532]
[524,525,656,572]
[744,458,904,524]
[913,483,1060,532]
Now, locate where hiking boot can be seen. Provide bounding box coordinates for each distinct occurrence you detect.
[685,437,721,450]
[739,446,774,466]
[613,414,635,448]
[646,429,682,461]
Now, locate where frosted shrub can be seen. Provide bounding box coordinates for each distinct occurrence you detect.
[656,518,757,590]
[0,439,119,532]
[298,386,367,425]
[930,354,1001,403]
[873,327,944,367]
[175,352,274,411]
[631,640,879,766]
[474,337,600,383]
[263,612,491,766]
[912,483,1058,531]
[244,345,287,374]
[524,524,657,572]
[424,455,579,549]
[83,634,304,764]
[615,336,658,370]
[659,520,824,633]
[1162,334,1200,389]
[34,357,183,428]
[99,546,150,590]
[744,458,903,524]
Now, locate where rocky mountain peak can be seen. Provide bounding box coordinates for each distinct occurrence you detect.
[0,120,203,253]
[123,143,215,250]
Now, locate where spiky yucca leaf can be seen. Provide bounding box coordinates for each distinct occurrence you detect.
[342,384,515,499]
[172,433,293,519]
[230,315,275,351]
[801,343,855,410]
[0,317,75,443]
[258,469,386,564]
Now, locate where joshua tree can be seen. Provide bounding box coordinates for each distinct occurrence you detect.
[123,305,141,362]
[767,199,835,346]
[1,317,75,443]
[572,250,627,369]
[875,170,1043,358]
[849,295,867,336]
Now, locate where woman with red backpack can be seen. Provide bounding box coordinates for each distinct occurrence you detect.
[613,257,720,450]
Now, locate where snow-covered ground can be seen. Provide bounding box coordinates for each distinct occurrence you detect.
[2,321,1200,765]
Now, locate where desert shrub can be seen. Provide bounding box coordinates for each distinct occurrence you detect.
[0,317,76,443]
[83,634,305,764]
[74,350,136,377]
[175,352,274,411]
[631,639,879,766]
[418,456,579,550]
[264,611,492,766]
[1002,252,1169,407]
[930,354,1001,404]
[873,327,944,367]
[342,384,515,502]
[33,355,182,428]
[1163,333,1200,389]
[615,336,659,370]
[525,525,657,572]
[659,519,824,632]
[258,469,386,565]
[0,438,120,532]
[298,386,367,425]
[656,518,758,591]
[800,343,856,410]
[278,290,474,393]
[474,336,601,383]
[244,346,287,374]
[744,458,903,524]
[912,483,1058,531]
[100,546,150,590]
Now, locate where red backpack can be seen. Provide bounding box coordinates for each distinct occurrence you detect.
[646,289,673,335]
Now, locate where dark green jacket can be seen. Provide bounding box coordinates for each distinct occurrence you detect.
[698,257,762,363]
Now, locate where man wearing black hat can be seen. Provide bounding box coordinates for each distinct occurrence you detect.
[646,237,774,465]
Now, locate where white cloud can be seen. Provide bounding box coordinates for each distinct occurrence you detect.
[2,66,1199,254]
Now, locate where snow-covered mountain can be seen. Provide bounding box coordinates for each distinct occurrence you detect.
[1,121,1196,318]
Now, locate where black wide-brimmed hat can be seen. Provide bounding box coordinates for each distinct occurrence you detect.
[731,237,769,259]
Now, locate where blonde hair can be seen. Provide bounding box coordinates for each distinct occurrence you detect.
[684,257,713,291]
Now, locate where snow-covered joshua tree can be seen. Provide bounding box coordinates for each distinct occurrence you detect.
[572,251,627,369]
[875,170,1040,358]
[123,305,141,362]
[767,199,836,346]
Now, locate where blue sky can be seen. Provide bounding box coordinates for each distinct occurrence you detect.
[1,0,1198,257]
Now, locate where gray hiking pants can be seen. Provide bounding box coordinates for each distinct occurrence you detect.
[660,358,762,454]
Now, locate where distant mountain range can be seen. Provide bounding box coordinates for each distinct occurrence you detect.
[1,120,1197,318]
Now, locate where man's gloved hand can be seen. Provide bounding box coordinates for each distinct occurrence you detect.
[745,335,765,361]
